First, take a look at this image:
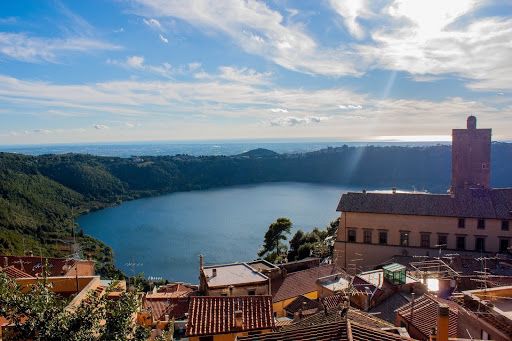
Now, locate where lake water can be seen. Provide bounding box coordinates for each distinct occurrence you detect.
[78,182,357,283]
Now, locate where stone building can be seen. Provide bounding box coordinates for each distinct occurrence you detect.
[334,116,512,270]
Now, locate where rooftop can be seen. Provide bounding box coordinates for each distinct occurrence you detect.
[337,188,512,219]
[203,262,269,288]
[271,264,335,303]
[143,296,190,321]
[187,296,274,336]
[0,255,93,277]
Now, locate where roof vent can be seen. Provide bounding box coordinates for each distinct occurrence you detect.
[392,187,397,194]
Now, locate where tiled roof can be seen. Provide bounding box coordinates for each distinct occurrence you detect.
[396,294,458,338]
[271,264,335,302]
[337,188,512,219]
[283,295,320,315]
[0,255,87,277]
[238,319,415,341]
[143,297,190,321]
[369,292,411,324]
[321,293,346,310]
[0,265,33,278]
[156,283,196,294]
[187,296,274,336]
[203,263,269,288]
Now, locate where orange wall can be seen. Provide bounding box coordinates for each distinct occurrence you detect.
[272,291,318,317]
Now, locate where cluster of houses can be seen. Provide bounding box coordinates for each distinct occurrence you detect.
[1,116,512,340]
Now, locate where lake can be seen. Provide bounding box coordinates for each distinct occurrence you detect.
[78,182,357,283]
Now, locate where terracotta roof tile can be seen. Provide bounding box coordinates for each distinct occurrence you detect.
[144,297,190,321]
[271,265,335,303]
[337,188,512,219]
[1,265,33,278]
[187,296,274,336]
[396,294,458,338]
[283,295,320,315]
[0,256,87,277]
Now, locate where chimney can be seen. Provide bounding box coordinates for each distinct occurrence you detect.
[212,268,217,277]
[234,310,243,329]
[362,189,366,194]
[199,254,204,270]
[437,305,449,341]
[3,257,7,267]
[392,187,397,194]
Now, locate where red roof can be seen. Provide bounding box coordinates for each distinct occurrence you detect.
[0,256,83,277]
[1,265,33,279]
[187,296,274,336]
[144,297,190,321]
[396,294,458,338]
[272,265,335,303]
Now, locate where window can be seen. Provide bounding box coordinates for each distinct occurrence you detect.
[478,219,486,229]
[499,239,510,253]
[379,231,388,245]
[456,236,466,250]
[363,230,372,244]
[420,234,430,248]
[458,218,465,228]
[437,234,448,247]
[220,293,228,297]
[347,229,357,242]
[248,289,256,295]
[199,336,214,341]
[475,237,486,252]
[400,232,409,247]
[502,220,510,231]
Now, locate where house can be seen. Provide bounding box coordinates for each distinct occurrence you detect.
[271,264,335,316]
[455,285,512,341]
[186,295,274,341]
[199,256,275,296]
[0,255,95,277]
[237,306,415,341]
[334,116,512,271]
[395,294,458,341]
[282,295,320,319]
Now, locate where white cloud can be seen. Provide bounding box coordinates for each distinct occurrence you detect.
[114,27,125,33]
[159,34,169,43]
[270,108,288,113]
[329,0,372,40]
[130,0,359,76]
[0,32,119,63]
[94,124,109,130]
[33,129,52,134]
[143,18,162,30]
[270,115,329,126]
[338,104,362,109]
[108,55,173,78]
[218,66,271,84]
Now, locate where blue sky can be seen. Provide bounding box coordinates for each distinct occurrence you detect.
[0,0,511,144]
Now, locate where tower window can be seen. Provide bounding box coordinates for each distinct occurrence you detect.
[477,219,486,229]
[458,218,465,228]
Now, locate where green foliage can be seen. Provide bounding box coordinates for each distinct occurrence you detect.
[258,217,292,263]
[287,219,339,262]
[0,273,150,341]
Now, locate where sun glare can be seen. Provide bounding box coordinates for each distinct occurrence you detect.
[426,278,439,292]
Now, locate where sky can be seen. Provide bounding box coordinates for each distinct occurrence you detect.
[0,0,511,145]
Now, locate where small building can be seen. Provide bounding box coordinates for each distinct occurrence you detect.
[271,264,335,317]
[199,257,273,296]
[456,286,512,341]
[186,296,274,341]
[383,263,407,285]
[283,295,320,319]
[0,255,95,277]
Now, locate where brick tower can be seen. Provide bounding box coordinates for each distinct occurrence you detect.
[451,115,491,192]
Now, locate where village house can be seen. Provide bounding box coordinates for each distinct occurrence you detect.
[0,254,95,278]
[186,295,274,341]
[334,116,512,271]
[198,256,276,296]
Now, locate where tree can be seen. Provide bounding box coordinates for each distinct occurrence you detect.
[288,229,305,261]
[0,273,150,341]
[258,217,292,263]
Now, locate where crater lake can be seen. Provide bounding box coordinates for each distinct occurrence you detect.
[78,182,358,283]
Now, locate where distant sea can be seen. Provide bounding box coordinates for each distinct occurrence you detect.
[0,140,449,157]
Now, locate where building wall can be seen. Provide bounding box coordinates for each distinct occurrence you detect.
[272,291,318,317]
[395,314,427,341]
[206,282,269,296]
[457,309,509,341]
[334,211,510,269]
[189,329,272,341]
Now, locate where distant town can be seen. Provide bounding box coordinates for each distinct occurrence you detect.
[1,116,511,341]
